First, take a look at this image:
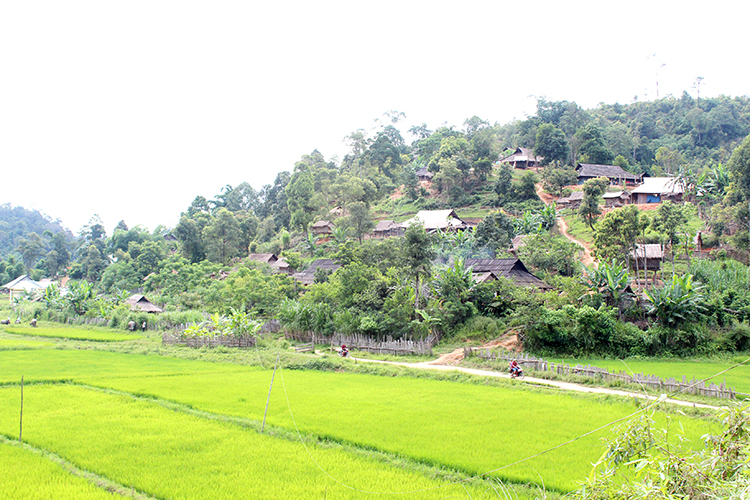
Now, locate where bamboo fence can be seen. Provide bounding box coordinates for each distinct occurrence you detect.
[471,349,736,400]
[285,332,437,356]
[162,331,256,349]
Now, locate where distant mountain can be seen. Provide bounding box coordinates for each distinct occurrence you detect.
[0,204,73,259]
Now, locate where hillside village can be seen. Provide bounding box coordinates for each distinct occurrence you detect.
[4,95,750,499]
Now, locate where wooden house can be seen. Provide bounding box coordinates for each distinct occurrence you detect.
[415,167,434,182]
[556,191,584,209]
[465,258,552,290]
[373,220,403,238]
[576,164,642,185]
[630,244,664,271]
[498,148,541,169]
[311,220,335,237]
[247,253,279,265]
[125,294,163,313]
[602,190,631,207]
[630,177,683,204]
[2,275,53,302]
[292,259,342,286]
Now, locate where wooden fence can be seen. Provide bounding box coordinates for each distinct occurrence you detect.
[285,332,437,356]
[470,349,736,400]
[162,331,256,349]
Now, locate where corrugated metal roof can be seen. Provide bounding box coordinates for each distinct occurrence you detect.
[401,210,465,230]
[577,164,641,181]
[631,244,664,259]
[630,177,683,195]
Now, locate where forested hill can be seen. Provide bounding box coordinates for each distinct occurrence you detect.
[0,204,72,259]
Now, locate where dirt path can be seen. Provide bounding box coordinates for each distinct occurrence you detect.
[535,182,595,266]
[557,216,595,266]
[350,355,719,410]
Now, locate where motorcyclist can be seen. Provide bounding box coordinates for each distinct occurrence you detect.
[340,344,349,357]
[509,360,522,377]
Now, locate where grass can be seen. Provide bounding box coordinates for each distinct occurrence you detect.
[560,210,595,247]
[0,384,534,500]
[0,323,143,342]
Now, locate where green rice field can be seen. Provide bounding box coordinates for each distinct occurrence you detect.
[0,440,120,500]
[0,347,720,497]
[0,324,143,342]
[551,356,750,395]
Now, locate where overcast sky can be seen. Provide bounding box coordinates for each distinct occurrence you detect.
[2,0,748,235]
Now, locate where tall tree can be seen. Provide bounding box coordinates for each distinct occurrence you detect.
[579,177,609,229]
[203,208,242,264]
[401,224,435,310]
[285,168,318,234]
[728,134,750,200]
[534,123,569,165]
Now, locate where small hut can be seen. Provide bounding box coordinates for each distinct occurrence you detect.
[630,244,664,271]
[602,190,631,207]
[311,220,335,237]
[415,167,434,182]
[125,294,163,313]
[373,220,403,238]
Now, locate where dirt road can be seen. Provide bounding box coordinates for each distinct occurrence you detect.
[348,355,719,410]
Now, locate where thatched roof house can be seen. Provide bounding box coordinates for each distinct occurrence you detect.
[248,253,279,264]
[125,294,163,313]
[400,209,467,233]
[373,220,403,238]
[630,177,683,204]
[557,191,584,208]
[415,166,433,182]
[630,244,664,271]
[248,253,295,274]
[465,258,552,290]
[498,148,541,168]
[292,259,342,286]
[311,220,335,236]
[576,164,642,185]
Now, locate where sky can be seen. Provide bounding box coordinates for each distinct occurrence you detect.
[2,0,748,235]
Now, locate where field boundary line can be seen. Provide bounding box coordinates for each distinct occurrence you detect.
[0,433,162,500]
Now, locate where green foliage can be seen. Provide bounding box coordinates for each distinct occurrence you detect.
[593,205,650,263]
[473,212,515,257]
[580,260,632,312]
[535,123,570,165]
[517,232,580,276]
[577,405,750,500]
[644,273,707,329]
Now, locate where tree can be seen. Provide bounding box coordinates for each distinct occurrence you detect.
[578,177,608,229]
[16,232,43,272]
[473,212,515,257]
[652,201,689,269]
[494,164,513,205]
[576,124,614,165]
[203,208,242,264]
[513,171,539,201]
[593,205,650,266]
[285,168,317,234]
[728,134,750,200]
[542,162,578,196]
[401,224,435,310]
[344,201,374,244]
[534,123,569,165]
[175,215,207,263]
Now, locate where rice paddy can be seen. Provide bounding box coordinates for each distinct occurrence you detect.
[0,324,143,342]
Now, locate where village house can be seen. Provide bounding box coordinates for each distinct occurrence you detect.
[1,275,55,302]
[498,147,541,169]
[400,209,468,233]
[630,244,665,278]
[465,258,552,290]
[311,220,335,237]
[125,294,163,313]
[292,259,342,286]
[556,191,584,209]
[248,253,295,274]
[602,190,631,207]
[415,166,434,182]
[372,220,403,238]
[576,163,642,185]
[630,177,683,204]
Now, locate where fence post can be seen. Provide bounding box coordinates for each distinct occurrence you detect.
[19,375,23,443]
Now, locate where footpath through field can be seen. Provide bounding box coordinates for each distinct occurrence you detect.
[343,352,720,410]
